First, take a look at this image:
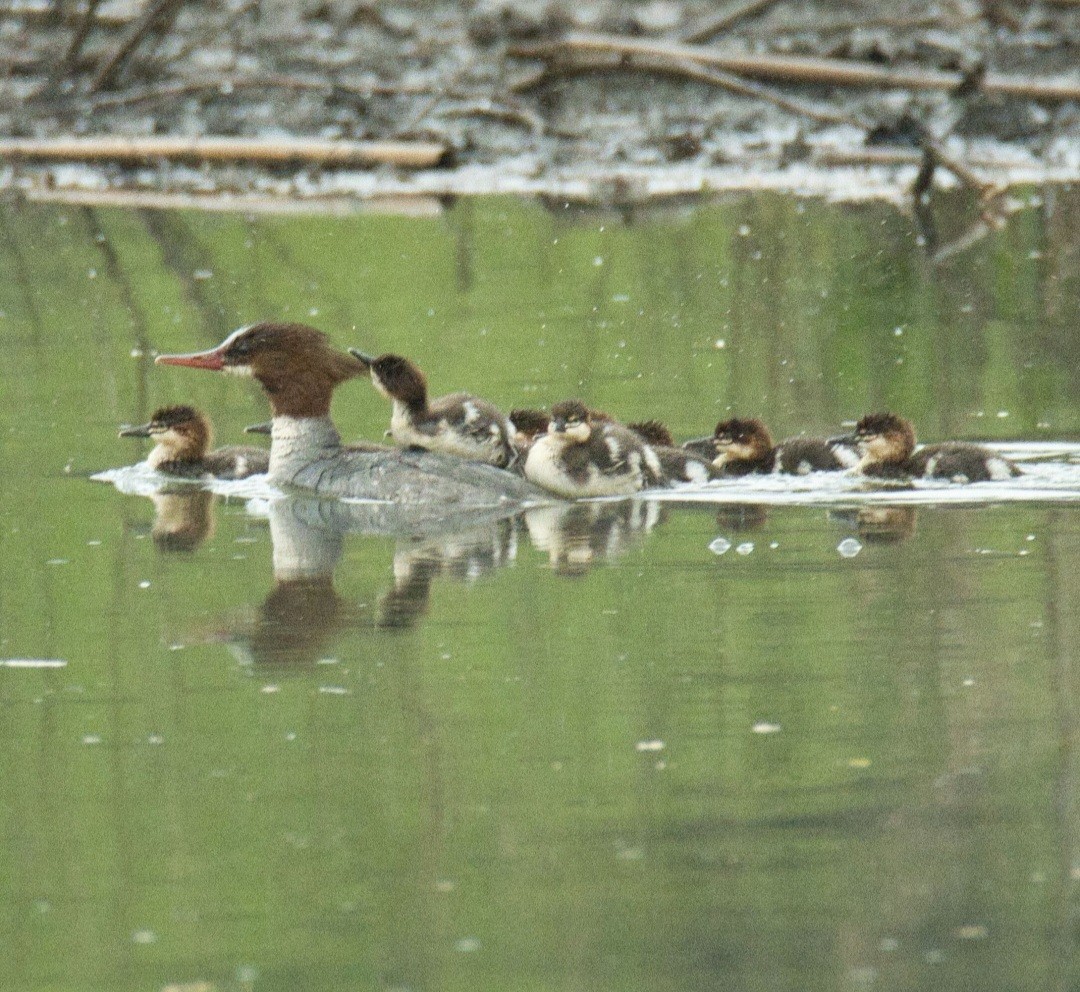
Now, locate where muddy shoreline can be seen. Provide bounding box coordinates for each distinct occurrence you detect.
[3,0,1079,206]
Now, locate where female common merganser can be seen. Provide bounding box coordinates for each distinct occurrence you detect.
[348,349,515,468]
[523,399,665,498]
[119,405,269,479]
[684,417,856,476]
[154,323,543,509]
[835,412,1021,482]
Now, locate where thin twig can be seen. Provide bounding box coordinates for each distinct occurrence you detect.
[141,1,256,77]
[923,139,1001,199]
[60,0,102,74]
[89,0,187,93]
[437,100,547,136]
[632,54,867,127]
[509,33,1080,102]
[677,0,783,43]
[67,74,456,110]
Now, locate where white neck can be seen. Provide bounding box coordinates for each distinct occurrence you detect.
[269,415,342,482]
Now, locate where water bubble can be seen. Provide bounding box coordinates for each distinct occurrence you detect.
[837,538,862,558]
[708,537,731,555]
[131,929,156,944]
[455,937,481,953]
[82,734,101,745]
[635,739,665,753]
[752,722,781,734]
[138,580,151,589]
[735,542,754,555]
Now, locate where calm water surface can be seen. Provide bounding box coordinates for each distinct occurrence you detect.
[2,191,1080,992]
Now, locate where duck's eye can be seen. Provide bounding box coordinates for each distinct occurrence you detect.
[230,338,254,357]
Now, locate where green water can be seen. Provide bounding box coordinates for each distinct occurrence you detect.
[2,192,1080,992]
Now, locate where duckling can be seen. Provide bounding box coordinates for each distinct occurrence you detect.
[838,412,1021,482]
[523,399,665,498]
[119,405,269,479]
[349,349,515,468]
[624,418,717,484]
[686,417,855,476]
[509,408,554,452]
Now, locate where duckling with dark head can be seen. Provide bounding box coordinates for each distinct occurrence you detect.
[523,399,665,498]
[350,349,515,468]
[687,417,856,477]
[119,405,269,479]
[839,412,1021,482]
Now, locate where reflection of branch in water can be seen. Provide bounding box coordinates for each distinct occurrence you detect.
[829,506,918,545]
[525,500,663,577]
[149,489,215,552]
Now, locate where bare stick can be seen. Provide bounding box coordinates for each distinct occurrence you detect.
[634,53,866,126]
[922,139,1000,199]
[0,135,448,168]
[678,0,783,43]
[60,0,102,73]
[89,0,187,93]
[509,33,1080,102]
[79,74,456,110]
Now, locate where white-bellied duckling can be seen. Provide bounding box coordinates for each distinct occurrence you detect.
[523,399,665,498]
[350,349,515,468]
[119,405,269,479]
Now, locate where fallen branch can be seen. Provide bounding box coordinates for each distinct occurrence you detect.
[0,135,448,168]
[509,33,1080,101]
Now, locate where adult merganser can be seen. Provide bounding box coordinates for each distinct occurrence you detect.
[835,412,1021,482]
[348,349,515,468]
[523,399,665,498]
[119,405,269,479]
[154,323,543,508]
[684,417,857,476]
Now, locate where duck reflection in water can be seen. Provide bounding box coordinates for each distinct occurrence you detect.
[828,505,918,544]
[380,517,519,630]
[713,502,769,533]
[146,488,216,553]
[524,499,664,576]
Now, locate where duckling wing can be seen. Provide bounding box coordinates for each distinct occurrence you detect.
[431,393,511,444]
[776,437,849,474]
[206,445,271,479]
[912,443,1020,483]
